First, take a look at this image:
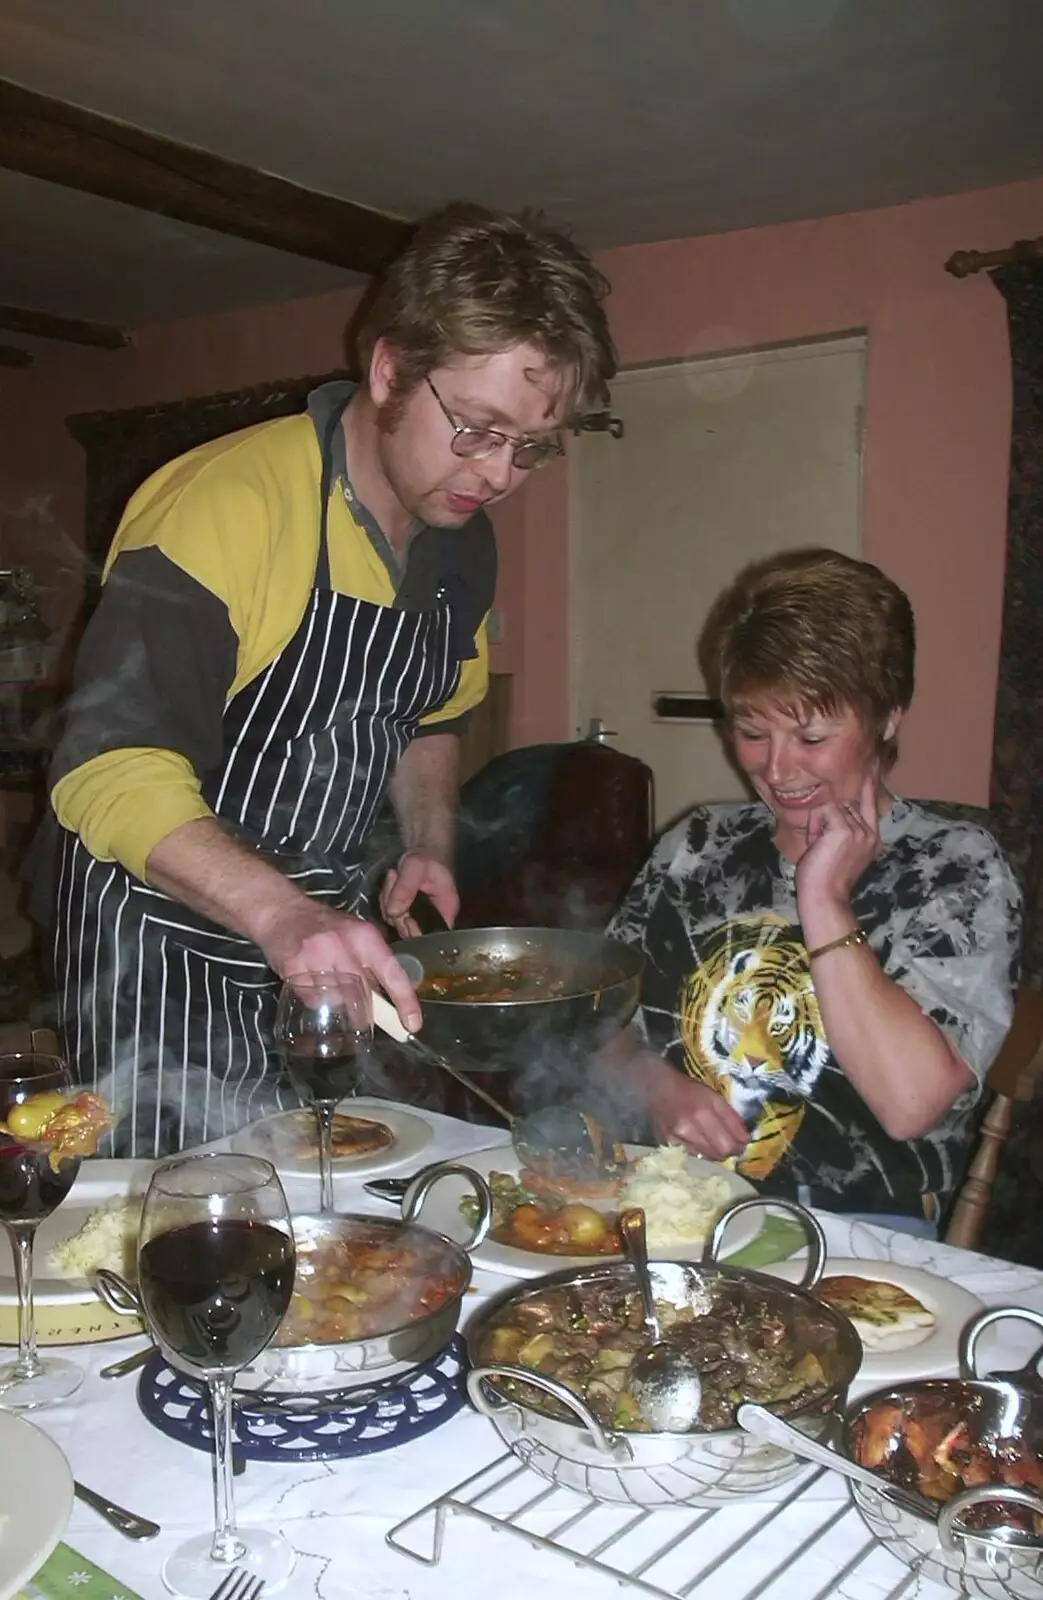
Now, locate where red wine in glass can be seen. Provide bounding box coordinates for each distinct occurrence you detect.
[274,973,374,1211]
[138,1152,297,1598]
[283,1032,366,1105]
[138,1218,295,1374]
[0,1138,80,1223]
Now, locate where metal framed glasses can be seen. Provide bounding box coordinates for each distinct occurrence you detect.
[425,377,564,470]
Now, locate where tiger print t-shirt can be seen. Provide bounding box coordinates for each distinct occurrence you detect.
[606,797,1021,1217]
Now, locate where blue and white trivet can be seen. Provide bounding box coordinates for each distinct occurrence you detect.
[136,1337,467,1462]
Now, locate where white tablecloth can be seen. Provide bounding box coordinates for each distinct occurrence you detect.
[24,1107,1043,1600]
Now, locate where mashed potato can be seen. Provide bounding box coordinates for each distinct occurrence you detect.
[618,1145,732,1250]
[46,1197,142,1279]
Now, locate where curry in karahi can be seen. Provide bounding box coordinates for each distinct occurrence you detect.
[477,1277,834,1432]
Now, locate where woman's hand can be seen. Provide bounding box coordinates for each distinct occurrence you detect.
[645,1061,749,1161]
[795,772,881,926]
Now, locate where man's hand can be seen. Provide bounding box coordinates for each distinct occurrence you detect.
[380,849,460,939]
[647,1065,749,1161]
[145,816,426,1030]
[253,898,424,1034]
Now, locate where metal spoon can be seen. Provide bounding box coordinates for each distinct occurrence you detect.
[74,1482,160,1541]
[736,1403,939,1518]
[100,1343,154,1380]
[371,992,616,1167]
[371,991,514,1123]
[618,1207,703,1432]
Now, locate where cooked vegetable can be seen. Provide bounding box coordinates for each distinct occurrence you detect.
[461,1172,621,1255]
[462,1150,734,1257]
[1,1089,113,1168]
[6,1091,66,1139]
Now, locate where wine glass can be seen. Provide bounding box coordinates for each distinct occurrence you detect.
[274,971,374,1212]
[138,1152,296,1596]
[0,1052,85,1409]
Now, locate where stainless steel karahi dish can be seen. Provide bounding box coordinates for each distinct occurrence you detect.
[236,1162,492,1396]
[392,927,643,1080]
[841,1307,1043,1599]
[466,1198,863,1507]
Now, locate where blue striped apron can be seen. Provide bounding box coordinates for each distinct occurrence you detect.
[53,402,461,1156]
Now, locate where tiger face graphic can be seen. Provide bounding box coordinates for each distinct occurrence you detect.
[678,915,829,1178]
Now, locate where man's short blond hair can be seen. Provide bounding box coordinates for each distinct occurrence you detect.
[355,202,616,422]
[702,548,916,764]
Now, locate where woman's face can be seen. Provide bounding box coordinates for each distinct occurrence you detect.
[729,697,899,852]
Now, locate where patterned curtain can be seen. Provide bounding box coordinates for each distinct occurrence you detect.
[65,367,350,618]
[988,260,1043,984]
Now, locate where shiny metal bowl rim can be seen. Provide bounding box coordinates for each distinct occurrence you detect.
[392,928,643,1011]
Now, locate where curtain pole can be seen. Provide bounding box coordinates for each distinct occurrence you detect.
[945,234,1043,279]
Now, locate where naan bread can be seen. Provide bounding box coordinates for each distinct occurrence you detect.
[816,1274,936,1349]
[287,1111,394,1161]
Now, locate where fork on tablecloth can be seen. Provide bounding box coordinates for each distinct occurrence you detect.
[206,1569,265,1600]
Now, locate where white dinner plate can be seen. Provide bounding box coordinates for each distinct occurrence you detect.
[0,1411,74,1600]
[230,1098,434,1180]
[1,1158,153,1306]
[759,1257,985,1384]
[416,1142,760,1278]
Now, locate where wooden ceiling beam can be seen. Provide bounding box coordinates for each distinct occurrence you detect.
[0,302,128,349]
[0,344,32,368]
[0,77,412,277]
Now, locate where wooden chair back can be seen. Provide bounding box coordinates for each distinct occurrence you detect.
[945,984,1043,1250]
[0,1022,60,1056]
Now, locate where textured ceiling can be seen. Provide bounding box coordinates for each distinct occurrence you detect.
[1,0,1041,326]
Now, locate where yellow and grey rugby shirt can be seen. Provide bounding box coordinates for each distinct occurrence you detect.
[50,381,495,884]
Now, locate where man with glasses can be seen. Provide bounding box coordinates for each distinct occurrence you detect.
[45,202,617,1154]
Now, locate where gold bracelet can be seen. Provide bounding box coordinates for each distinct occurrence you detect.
[807,928,868,961]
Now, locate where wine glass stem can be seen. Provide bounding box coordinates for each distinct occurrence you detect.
[5,1220,42,1379]
[315,1102,335,1212]
[208,1375,245,1565]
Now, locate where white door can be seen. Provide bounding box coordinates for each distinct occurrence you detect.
[568,335,865,827]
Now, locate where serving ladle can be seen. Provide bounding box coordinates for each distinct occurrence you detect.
[736,1403,939,1518]
[371,989,515,1122]
[618,1206,704,1432]
[370,990,615,1168]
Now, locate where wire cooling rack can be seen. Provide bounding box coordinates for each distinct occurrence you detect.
[387,1454,945,1600]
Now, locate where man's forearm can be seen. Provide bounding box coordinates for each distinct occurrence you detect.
[145,817,312,948]
[146,815,422,1020]
[387,733,460,862]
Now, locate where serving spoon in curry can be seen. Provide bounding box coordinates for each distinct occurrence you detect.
[618,1206,705,1432]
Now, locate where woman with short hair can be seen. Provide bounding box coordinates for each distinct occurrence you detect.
[604,548,1020,1236]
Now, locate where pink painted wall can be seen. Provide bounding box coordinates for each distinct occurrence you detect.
[1,175,1040,800]
[522,176,1043,803]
